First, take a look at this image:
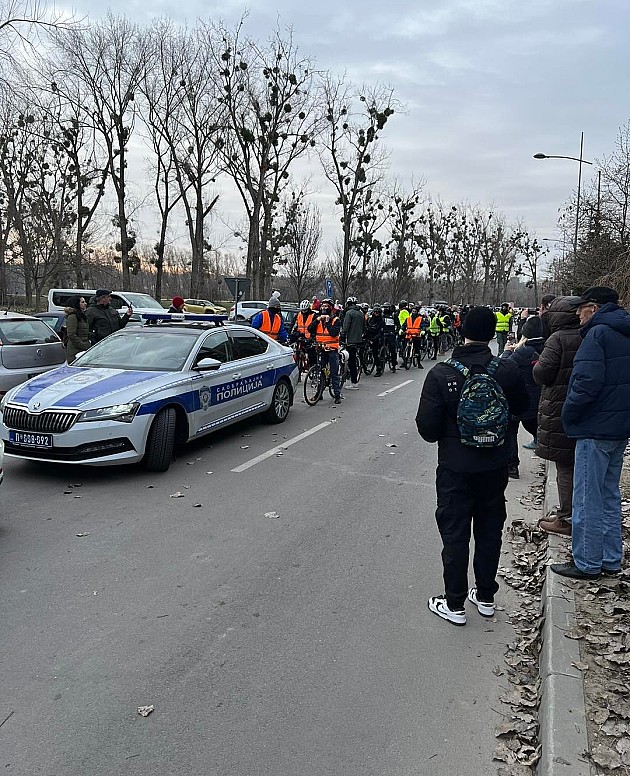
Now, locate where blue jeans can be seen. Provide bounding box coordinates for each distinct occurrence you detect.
[321,350,340,398]
[572,438,627,573]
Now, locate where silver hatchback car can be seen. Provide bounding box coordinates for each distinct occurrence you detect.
[0,312,67,395]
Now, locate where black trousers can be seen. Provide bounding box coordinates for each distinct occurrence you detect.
[435,465,509,610]
[507,417,538,467]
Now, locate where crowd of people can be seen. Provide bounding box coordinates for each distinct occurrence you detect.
[415,286,630,626]
[60,285,630,627]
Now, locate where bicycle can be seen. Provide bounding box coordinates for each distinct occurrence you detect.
[303,346,347,406]
[291,337,312,380]
[438,330,455,354]
[360,341,376,375]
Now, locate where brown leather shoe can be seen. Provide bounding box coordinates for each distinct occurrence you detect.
[538,516,572,537]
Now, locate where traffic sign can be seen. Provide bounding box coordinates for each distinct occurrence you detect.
[223,277,250,300]
[325,278,333,299]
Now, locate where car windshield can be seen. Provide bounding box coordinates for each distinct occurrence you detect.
[123,294,164,310]
[0,319,61,344]
[74,331,196,371]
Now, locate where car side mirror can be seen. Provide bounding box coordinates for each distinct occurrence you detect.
[194,357,222,371]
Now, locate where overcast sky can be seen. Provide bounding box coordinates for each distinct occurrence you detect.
[63,0,630,260]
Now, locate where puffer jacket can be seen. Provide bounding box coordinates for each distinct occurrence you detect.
[64,308,91,363]
[562,303,630,439]
[532,296,582,464]
[500,339,543,422]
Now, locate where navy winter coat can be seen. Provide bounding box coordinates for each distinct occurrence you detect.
[500,340,543,422]
[562,303,630,440]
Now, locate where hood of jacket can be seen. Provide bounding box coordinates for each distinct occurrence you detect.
[544,296,582,334]
[580,302,630,338]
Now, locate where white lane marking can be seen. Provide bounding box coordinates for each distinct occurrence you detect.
[377,379,415,397]
[231,421,332,473]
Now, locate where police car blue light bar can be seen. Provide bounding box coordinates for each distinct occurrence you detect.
[142,312,228,323]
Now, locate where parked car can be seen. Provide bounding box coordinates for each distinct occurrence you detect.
[183,298,227,315]
[47,289,166,323]
[229,301,300,330]
[0,312,66,395]
[34,311,68,346]
[0,318,299,472]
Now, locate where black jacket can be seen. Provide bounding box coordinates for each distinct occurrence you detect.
[500,340,543,422]
[86,303,130,343]
[416,343,528,472]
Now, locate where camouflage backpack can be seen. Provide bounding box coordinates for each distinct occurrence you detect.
[445,357,509,447]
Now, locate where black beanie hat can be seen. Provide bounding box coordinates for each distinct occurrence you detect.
[461,306,496,342]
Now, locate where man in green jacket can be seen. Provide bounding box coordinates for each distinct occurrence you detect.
[342,296,365,388]
[494,303,512,355]
[86,289,133,344]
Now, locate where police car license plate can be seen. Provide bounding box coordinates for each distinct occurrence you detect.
[9,430,53,448]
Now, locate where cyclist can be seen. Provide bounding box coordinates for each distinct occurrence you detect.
[438,306,452,355]
[366,305,386,376]
[381,303,398,372]
[307,299,343,404]
[341,296,365,389]
[401,304,425,368]
[427,308,442,359]
[291,299,317,367]
[250,296,288,343]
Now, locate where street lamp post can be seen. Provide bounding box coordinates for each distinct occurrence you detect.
[533,132,593,261]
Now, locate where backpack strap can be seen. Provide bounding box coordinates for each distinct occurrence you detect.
[486,356,501,377]
[444,358,470,379]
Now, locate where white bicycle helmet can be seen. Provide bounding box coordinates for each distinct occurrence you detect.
[300,299,311,310]
[346,296,357,304]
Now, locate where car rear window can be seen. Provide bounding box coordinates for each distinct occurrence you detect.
[231,330,269,358]
[0,319,61,344]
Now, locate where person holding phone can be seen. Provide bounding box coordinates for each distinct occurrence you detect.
[86,289,133,344]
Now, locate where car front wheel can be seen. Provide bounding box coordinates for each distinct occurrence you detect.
[144,407,176,471]
[264,380,291,423]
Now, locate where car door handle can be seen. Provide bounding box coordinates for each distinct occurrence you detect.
[266,364,275,370]
[231,373,241,379]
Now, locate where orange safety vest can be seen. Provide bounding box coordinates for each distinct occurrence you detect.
[315,317,340,350]
[453,312,461,328]
[259,309,281,339]
[295,311,314,337]
[405,315,422,338]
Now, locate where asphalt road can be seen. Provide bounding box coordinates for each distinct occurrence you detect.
[0,362,530,776]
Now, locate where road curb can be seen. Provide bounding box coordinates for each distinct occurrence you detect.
[538,460,592,776]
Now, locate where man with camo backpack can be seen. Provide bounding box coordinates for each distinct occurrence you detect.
[416,306,528,626]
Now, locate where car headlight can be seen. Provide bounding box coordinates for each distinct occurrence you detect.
[77,402,140,423]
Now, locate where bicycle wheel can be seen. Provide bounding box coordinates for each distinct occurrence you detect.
[338,352,348,390]
[303,365,324,406]
[402,341,412,370]
[419,335,428,361]
[388,344,397,372]
[363,346,376,375]
[297,347,310,380]
[379,345,388,374]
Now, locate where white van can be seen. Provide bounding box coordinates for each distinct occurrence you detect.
[47,289,166,321]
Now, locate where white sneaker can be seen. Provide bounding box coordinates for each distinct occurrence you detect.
[345,384,359,390]
[428,595,466,626]
[467,588,495,617]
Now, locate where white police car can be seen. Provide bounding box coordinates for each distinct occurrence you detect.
[0,314,298,471]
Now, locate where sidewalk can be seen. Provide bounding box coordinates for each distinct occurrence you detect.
[539,460,592,776]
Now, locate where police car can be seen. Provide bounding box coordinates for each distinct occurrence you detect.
[0,314,298,472]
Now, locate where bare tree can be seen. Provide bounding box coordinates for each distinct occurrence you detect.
[320,77,395,300]
[277,192,321,301]
[53,15,150,289]
[382,182,424,303]
[215,21,322,298]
